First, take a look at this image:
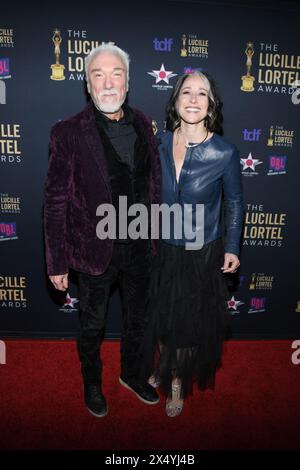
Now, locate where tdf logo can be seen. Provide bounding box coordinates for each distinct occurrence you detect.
[243,129,261,142]
[153,37,173,52]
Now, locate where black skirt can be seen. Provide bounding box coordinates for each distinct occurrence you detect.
[141,237,230,399]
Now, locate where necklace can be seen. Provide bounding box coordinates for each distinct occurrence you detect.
[178,128,209,149]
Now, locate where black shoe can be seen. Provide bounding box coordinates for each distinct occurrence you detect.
[119,376,160,404]
[84,384,108,417]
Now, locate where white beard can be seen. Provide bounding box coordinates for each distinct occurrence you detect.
[94,89,126,114]
[97,99,125,113]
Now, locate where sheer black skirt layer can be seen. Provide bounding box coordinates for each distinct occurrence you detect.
[141,238,229,399]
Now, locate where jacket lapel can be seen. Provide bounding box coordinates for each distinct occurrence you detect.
[80,101,111,192]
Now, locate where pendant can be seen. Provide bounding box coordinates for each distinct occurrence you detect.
[185,142,198,148]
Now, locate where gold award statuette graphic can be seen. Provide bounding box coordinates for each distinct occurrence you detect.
[249,274,256,290]
[267,126,274,146]
[50,29,65,81]
[241,42,255,92]
[181,34,187,57]
[296,301,300,313]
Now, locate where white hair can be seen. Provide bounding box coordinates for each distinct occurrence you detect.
[85,42,130,86]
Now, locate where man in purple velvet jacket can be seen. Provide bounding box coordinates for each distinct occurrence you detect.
[44,43,161,417]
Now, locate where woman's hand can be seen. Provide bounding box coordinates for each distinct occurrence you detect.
[222,253,240,273]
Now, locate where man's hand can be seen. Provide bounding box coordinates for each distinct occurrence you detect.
[222,253,240,274]
[49,274,68,291]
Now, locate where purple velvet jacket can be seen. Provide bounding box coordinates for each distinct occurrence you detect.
[44,101,161,276]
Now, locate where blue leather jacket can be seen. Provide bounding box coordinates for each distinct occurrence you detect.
[157,130,244,255]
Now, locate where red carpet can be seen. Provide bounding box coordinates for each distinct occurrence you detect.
[0,339,299,450]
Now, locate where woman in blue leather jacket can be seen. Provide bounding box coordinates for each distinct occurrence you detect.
[143,71,244,417]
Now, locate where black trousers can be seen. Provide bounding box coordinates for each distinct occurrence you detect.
[77,240,151,385]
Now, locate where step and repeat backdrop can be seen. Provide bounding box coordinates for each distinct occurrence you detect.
[1,1,300,338]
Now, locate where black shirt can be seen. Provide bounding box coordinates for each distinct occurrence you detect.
[93,103,137,170]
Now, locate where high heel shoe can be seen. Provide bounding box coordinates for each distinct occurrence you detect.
[165,382,184,417]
